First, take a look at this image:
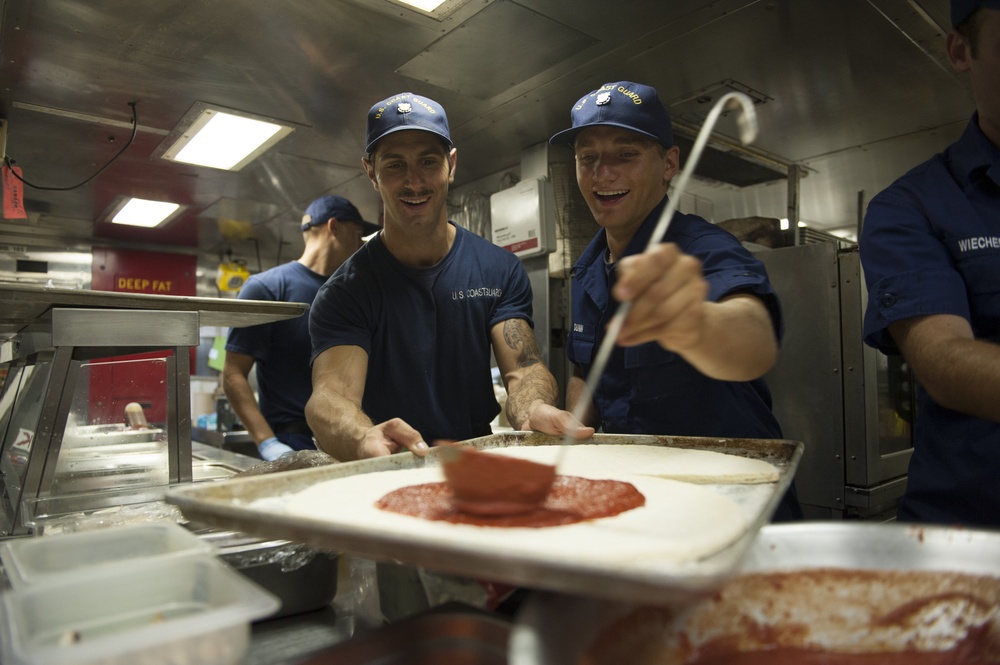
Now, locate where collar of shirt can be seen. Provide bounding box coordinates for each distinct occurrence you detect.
[571,195,671,279]
[949,112,1000,189]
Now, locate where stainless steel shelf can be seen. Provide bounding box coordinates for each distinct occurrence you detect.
[0,282,307,340]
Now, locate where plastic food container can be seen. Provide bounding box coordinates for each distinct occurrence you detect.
[0,522,213,588]
[0,554,280,665]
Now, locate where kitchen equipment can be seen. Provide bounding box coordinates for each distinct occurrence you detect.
[49,423,170,495]
[509,522,1000,664]
[200,529,341,620]
[166,432,801,606]
[753,242,916,518]
[0,283,306,536]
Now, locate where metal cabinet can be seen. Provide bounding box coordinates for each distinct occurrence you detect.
[755,242,915,520]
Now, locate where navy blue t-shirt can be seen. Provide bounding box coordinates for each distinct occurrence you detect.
[860,113,1000,528]
[567,197,784,439]
[225,261,325,427]
[310,223,533,443]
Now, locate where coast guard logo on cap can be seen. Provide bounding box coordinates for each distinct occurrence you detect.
[397,102,412,114]
[596,91,612,105]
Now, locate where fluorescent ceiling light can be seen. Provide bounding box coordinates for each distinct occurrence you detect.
[111,198,182,228]
[162,109,293,171]
[396,0,448,11]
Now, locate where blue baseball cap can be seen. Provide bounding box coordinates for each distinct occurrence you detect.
[549,81,674,149]
[364,92,453,154]
[301,195,380,234]
[952,0,1000,27]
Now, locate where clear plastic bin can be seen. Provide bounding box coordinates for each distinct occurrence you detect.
[0,554,279,665]
[0,522,213,588]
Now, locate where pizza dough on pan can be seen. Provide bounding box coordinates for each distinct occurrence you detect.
[492,444,780,484]
[280,445,762,566]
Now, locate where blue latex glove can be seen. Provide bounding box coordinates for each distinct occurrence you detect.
[259,437,294,461]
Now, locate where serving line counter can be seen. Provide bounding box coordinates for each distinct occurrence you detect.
[0,284,366,664]
[0,282,306,535]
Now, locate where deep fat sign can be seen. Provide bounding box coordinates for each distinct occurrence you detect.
[115,276,175,293]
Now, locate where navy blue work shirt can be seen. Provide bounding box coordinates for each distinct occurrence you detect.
[860,113,1000,528]
[567,197,784,439]
[225,261,324,430]
[310,224,530,443]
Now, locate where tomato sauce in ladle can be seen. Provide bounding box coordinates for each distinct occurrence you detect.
[440,446,556,516]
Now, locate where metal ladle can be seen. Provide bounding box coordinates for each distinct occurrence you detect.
[559,91,760,457]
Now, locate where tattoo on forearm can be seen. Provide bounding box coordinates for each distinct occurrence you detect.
[507,368,558,419]
[503,319,541,368]
[502,320,557,424]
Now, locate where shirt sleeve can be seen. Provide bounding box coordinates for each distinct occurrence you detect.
[489,253,534,329]
[224,276,276,359]
[686,231,784,342]
[309,268,372,364]
[860,186,970,355]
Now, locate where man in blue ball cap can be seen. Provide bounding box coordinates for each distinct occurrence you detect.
[223,195,378,461]
[859,1,1000,528]
[551,81,801,521]
[306,92,593,461]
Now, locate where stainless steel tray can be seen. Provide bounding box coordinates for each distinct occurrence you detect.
[166,432,802,605]
[509,522,1000,665]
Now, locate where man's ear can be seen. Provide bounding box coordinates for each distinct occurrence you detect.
[663,145,680,186]
[947,29,972,73]
[447,147,457,184]
[362,157,379,191]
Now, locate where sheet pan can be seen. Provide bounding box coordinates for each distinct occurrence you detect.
[166,432,802,606]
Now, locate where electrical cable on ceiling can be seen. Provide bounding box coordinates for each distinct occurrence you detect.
[3,101,138,191]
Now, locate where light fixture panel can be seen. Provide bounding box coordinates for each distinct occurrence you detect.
[160,106,294,172]
[396,0,448,11]
[109,198,183,228]
[379,0,472,20]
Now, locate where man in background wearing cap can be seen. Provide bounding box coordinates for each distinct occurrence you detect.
[551,81,800,521]
[223,195,378,461]
[859,1,1000,527]
[306,92,592,462]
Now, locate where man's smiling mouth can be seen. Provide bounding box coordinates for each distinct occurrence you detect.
[595,189,628,202]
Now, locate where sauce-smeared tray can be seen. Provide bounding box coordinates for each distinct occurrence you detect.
[510,522,1000,664]
[166,432,802,605]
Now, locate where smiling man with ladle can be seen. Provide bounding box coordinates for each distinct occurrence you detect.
[550,81,802,522]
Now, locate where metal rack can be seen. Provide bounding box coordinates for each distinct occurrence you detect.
[0,284,307,536]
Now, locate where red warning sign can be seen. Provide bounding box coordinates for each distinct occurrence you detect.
[3,164,26,219]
